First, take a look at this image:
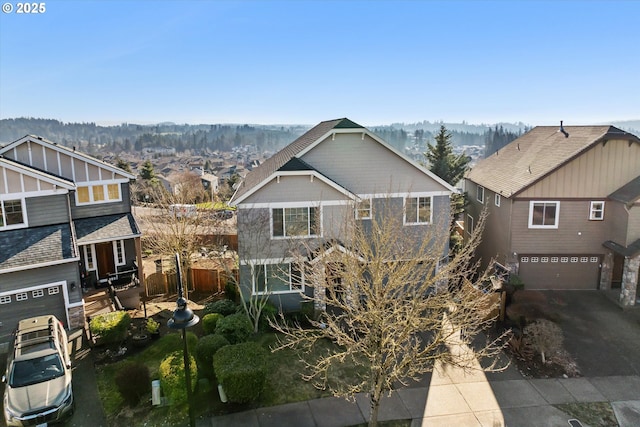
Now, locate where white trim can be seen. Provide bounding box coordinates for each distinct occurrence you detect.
[0,257,80,275]
[251,262,305,295]
[0,198,29,230]
[114,240,126,266]
[0,158,75,190]
[403,195,433,225]
[77,234,141,246]
[271,205,322,239]
[495,193,501,207]
[240,257,297,266]
[0,280,71,327]
[528,200,560,229]
[477,186,485,203]
[589,201,605,221]
[466,214,475,236]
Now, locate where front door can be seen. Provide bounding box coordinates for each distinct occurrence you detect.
[96,242,115,280]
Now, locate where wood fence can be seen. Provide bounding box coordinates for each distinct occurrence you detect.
[144,267,238,296]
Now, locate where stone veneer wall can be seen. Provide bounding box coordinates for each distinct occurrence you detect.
[68,305,86,330]
[620,254,640,307]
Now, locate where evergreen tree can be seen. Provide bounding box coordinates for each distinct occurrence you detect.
[140,160,156,180]
[423,125,470,186]
[115,157,132,173]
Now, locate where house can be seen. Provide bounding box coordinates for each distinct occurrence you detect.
[0,135,141,350]
[464,124,640,306]
[229,118,456,312]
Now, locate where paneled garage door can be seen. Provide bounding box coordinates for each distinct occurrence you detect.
[0,284,67,347]
[519,255,601,290]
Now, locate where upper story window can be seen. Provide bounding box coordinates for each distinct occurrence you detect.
[253,263,303,294]
[466,214,474,236]
[0,198,26,229]
[356,199,371,220]
[75,182,121,205]
[405,196,432,225]
[272,206,319,238]
[528,201,560,229]
[589,201,605,220]
[477,186,485,203]
[495,194,501,207]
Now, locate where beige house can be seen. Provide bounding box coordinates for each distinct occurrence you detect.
[464,124,640,306]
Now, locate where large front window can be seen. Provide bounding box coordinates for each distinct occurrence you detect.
[254,263,303,294]
[0,199,25,228]
[529,201,560,228]
[405,196,432,224]
[272,206,319,237]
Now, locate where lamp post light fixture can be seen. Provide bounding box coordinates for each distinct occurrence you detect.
[167,253,199,427]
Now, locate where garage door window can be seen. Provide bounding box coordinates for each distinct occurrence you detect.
[16,293,28,301]
[0,296,11,304]
[32,289,44,298]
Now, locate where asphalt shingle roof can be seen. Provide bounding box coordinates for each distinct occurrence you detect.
[466,125,640,198]
[609,175,640,204]
[74,213,141,244]
[0,224,75,271]
[230,118,361,203]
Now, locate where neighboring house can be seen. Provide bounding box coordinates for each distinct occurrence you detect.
[229,118,455,311]
[464,124,640,306]
[0,135,142,350]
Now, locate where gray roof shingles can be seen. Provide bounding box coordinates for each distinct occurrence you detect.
[75,213,141,243]
[609,175,640,204]
[0,224,75,270]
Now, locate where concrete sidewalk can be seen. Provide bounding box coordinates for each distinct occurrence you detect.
[199,374,640,427]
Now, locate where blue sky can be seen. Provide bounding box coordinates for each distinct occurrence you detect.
[1,0,638,127]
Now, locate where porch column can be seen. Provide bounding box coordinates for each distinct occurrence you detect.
[619,254,640,307]
[599,250,614,290]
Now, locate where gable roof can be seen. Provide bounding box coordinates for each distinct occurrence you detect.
[0,135,136,181]
[230,118,455,205]
[466,125,640,198]
[0,157,76,191]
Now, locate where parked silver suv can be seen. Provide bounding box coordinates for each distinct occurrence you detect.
[2,315,74,426]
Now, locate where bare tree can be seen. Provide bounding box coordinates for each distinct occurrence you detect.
[271,204,510,427]
[141,171,224,295]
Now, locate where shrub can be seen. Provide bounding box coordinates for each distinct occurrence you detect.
[224,280,238,302]
[89,311,131,344]
[195,334,230,379]
[202,313,223,335]
[145,317,160,334]
[258,302,279,331]
[524,319,564,364]
[215,312,253,344]
[115,362,150,406]
[213,342,269,403]
[159,350,198,405]
[203,299,238,316]
[508,273,525,290]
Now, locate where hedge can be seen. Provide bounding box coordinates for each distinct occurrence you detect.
[202,313,223,335]
[89,311,131,344]
[203,299,238,316]
[213,342,269,403]
[195,334,230,379]
[159,350,198,405]
[215,312,252,344]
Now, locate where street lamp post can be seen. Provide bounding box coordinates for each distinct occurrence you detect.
[167,253,199,427]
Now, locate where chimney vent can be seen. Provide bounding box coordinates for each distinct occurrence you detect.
[559,120,569,138]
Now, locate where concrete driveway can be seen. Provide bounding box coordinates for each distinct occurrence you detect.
[533,290,640,377]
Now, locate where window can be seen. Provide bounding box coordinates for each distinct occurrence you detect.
[83,246,95,270]
[48,286,60,295]
[590,257,599,263]
[1,199,25,228]
[466,214,474,236]
[589,201,605,220]
[580,257,589,263]
[272,207,319,238]
[0,296,11,304]
[560,257,569,263]
[16,293,28,301]
[356,199,371,220]
[551,257,559,263]
[529,201,560,228]
[477,186,485,203]
[570,257,579,263]
[254,263,304,294]
[32,289,44,298]
[495,193,501,207]
[405,196,432,224]
[541,257,549,263]
[531,257,539,263]
[76,183,121,205]
[115,240,125,265]
[521,257,529,263]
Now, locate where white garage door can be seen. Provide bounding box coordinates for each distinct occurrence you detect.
[519,255,601,290]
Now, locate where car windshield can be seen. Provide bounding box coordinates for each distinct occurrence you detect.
[9,354,64,387]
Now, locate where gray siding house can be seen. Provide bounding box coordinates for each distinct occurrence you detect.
[229,118,455,312]
[464,125,640,306]
[0,135,141,350]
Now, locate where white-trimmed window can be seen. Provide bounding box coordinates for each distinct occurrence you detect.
[75,182,122,205]
[83,245,95,271]
[589,201,605,220]
[16,293,28,301]
[405,196,432,224]
[0,198,26,229]
[0,295,11,304]
[48,286,60,295]
[528,201,560,229]
[32,289,44,298]
[521,257,529,263]
[541,257,549,263]
[580,257,589,263]
[570,257,579,263]
[495,193,501,207]
[466,214,474,236]
[356,199,371,220]
[551,257,559,263]
[531,257,539,263]
[590,257,599,263]
[272,206,319,238]
[253,263,303,294]
[114,240,125,265]
[477,186,485,203]
[560,257,569,263]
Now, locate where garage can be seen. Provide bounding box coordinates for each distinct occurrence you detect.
[518,255,601,290]
[0,283,67,347]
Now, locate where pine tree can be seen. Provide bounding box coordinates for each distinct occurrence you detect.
[423,125,470,186]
